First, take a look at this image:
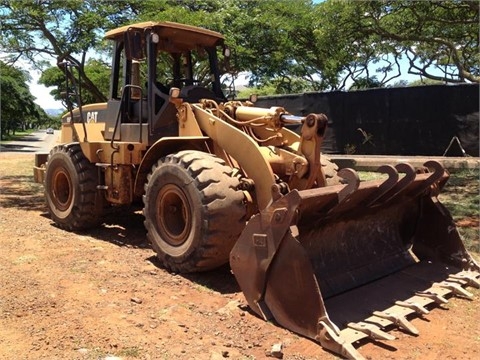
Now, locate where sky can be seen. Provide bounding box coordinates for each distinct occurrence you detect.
[0,55,63,110]
[30,71,63,110]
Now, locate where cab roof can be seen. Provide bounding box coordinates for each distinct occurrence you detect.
[104,21,225,49]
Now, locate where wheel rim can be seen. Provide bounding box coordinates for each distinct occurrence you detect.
[51,167,73,211]
[156,184,192,246]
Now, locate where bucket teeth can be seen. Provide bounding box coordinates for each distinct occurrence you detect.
[317,320,366,360]
[410,160,447,197]
[373,163,416,204]
[364,164,399,206]
[449,273,480,288]
[337,168,360,202]
[233,155,478,360]
[395,300,429,315]
[372,311,419,335]
[347,322,395,341]
[437,281,474,299]
[415,291,449,304]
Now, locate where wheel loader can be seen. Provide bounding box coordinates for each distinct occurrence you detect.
[33,21,479,359]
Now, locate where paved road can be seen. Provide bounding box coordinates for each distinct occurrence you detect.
[0,130,59,155]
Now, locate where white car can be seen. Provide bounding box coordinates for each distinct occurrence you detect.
[46,128,54,134]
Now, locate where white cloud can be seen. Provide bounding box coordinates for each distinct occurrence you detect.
[28,68,64,110]
[1,55,64,110]
[30,82,64,110]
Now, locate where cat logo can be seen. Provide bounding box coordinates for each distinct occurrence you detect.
[86,111,98,123]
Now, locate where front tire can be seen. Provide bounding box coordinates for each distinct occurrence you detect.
[143,150,246,273]
[44,144,104,231]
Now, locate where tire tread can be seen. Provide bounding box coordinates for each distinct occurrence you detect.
[144,150,246,273]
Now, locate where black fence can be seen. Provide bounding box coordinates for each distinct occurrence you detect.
[254,84,479,156]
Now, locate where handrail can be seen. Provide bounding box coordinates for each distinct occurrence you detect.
[110,84,144,150]
[58,61,88,142]
[109,84,144,190]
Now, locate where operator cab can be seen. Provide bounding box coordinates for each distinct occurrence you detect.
[103,21,228,144]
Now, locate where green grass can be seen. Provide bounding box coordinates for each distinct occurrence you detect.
[358,171,387,181]
[0,129,36,142]
[117,346,142,357]
[440,168,479,253]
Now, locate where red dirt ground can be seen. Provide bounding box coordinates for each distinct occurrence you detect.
[1,154,479,360]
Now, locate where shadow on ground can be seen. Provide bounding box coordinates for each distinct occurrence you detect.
[0,174,46,211]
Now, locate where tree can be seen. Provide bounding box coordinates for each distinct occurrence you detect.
[0,61,49,138]
[349,76,384,91]
[39,59,111,106]
[2,0,476,102]
[218,0,316,89]
[314,0,479,88]
[138,0,479,93]
[408,78,444,87]
[0,0,141,104]
[138,0,324,92]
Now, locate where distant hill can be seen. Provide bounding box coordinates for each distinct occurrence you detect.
[45,108,64,116]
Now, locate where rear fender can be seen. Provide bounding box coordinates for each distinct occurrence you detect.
[133,136,209,199]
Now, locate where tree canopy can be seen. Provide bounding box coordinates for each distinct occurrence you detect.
[0,61,49,138]
[0,0,477,104]
[315,0,479,88]
[0,0,140,102]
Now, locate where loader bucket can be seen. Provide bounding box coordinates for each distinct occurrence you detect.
[230,160,479,360]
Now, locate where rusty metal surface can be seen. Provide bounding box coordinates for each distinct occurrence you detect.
[263,230,326,339]
[230,160,480,360]
[325,261,463,326]
[334,264,480,357]
[230,190,303,319]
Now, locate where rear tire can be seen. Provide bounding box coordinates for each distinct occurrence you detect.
[143,150,246,273]
[44,144,104,231]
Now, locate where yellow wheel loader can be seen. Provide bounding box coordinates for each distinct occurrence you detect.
[33,22,479,359]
